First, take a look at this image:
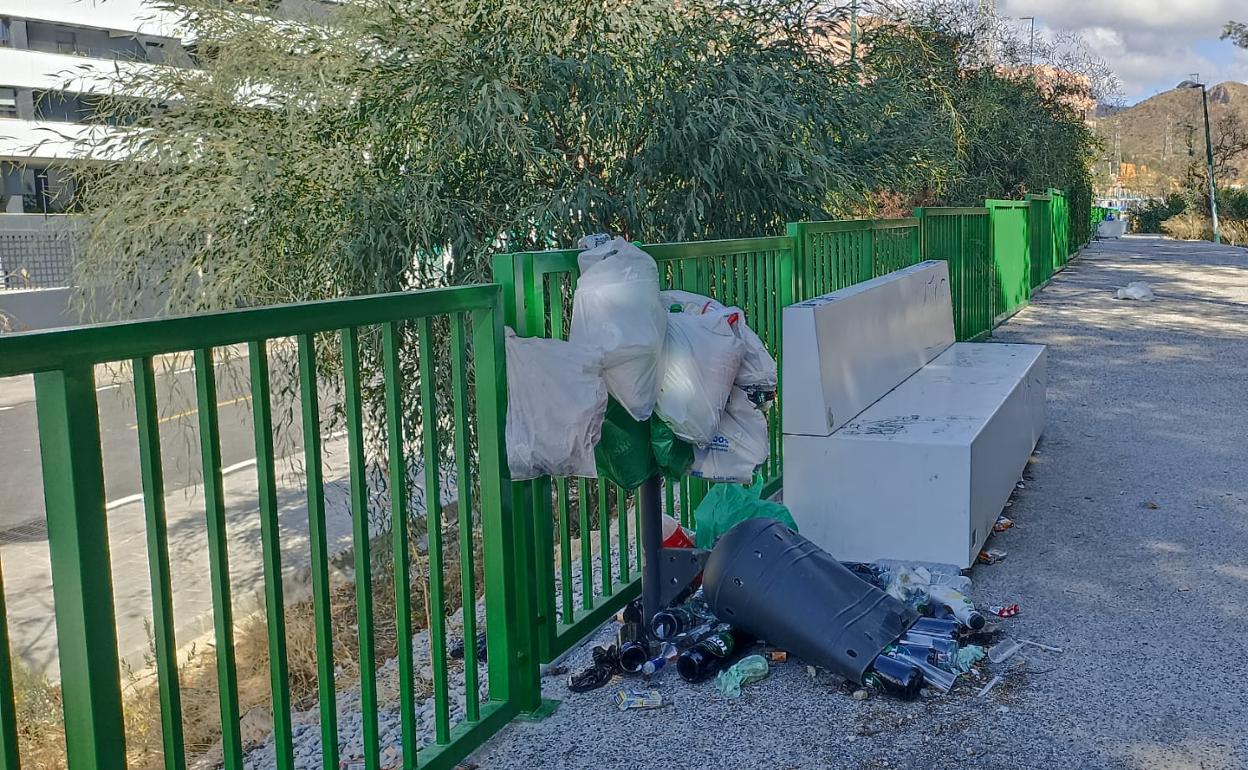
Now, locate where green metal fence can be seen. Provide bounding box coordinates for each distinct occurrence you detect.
[1027,193,1055,288]
[913,207,993,341]
[492,236,794,663]
[1049,189,1071,273]
[3,188,1096,770]
[986,200,1031,321]
[786,218,922,300]
[0,286,540,770]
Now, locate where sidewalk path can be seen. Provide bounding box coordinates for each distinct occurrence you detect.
[470,236,1248,770]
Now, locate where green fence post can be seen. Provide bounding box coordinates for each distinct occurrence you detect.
[34,364,126,770]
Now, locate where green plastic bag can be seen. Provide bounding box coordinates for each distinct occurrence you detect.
[693,475,797,549]
[594,398,657,489]
[715,654,769,698]
[650,416,694,480]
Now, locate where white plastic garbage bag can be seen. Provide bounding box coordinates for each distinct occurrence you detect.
[504,329,608,480]
[656,309,744,446]
[570,238,666,421]
[659,290,777,399]
[690,387,770,483]
[1115,281,1154,301]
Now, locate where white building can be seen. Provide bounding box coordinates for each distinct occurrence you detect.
[0,0,187,213]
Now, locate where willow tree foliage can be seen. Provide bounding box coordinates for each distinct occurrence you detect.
[65,0,1105,318]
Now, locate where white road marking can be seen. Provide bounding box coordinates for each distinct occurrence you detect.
[222,458,258,475]
[105,493,145,510]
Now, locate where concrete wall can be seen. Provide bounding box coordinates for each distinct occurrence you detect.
[0,286,78,330]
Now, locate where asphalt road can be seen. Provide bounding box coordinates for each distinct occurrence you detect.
[0,351,337,538]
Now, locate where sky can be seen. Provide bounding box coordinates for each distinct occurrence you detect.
[999,0,1248,105]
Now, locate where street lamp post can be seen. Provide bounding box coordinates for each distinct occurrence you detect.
[1186,77,1221,244]
[1020,16,1035,68]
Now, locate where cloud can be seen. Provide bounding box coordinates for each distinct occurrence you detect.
[999,0,1248,102]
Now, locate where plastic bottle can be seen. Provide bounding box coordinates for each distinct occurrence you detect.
[651,604,713,641]
[926,584,986,630]
[641,642,678,675]
[675,626,755,683]
[863,653,924,700]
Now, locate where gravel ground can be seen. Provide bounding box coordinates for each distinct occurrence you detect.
[469,236,1248,770]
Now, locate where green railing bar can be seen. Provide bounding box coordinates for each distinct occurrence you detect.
[35,364,126,770]
[193,348,243,770]
[0,284,502,377]
[247,341,295,770]
[617,485,630,583]
[598,480,612,596]
[381,322,419,765]
[450,313,482,723]
[578,479,592,611]
[295,334,339,770]
[341,327,380,770]
[132,357,187,770]
[643,235,793,259]
[529,477,555,656]
[417,316,452,745]
[471,299,538,711]
[0,555,23,770]
[557,479,573,623]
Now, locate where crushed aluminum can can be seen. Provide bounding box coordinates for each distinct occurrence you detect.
[993,515,1014,532]
[613,689,665,711]
[977,549,1008,565]
[989,604,1020,618]
[767,650,789,663]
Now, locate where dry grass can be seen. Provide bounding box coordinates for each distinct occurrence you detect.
[15,514,484,770]
[1161,212,1248,246]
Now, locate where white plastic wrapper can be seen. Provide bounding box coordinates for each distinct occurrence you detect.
[659,289,777,394]
[1115,281,1154,301]
[656,309,744,446]
[504,329,608,480]
[570,238,666,420]
[690,387,770,483]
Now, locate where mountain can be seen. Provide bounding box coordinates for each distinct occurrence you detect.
[1092,81,1248,189]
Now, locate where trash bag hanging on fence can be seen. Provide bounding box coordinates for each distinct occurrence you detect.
[594,397,658,489]
[660,289,777,406]
[570,238,666,421]
[650,415,694,480]
[655,308,743,446]
[504,329,608,480]
[692,474,796,550]
[690,387,770,484]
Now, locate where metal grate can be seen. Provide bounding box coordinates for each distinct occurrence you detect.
[0,228,75,290]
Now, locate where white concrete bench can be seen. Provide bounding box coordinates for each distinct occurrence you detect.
[781,261,1045,568]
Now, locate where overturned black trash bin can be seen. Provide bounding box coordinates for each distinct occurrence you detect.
[702,518,918,684]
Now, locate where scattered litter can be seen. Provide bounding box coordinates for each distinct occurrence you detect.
[989,604,1021,618]
[692,476,796,549]
[987,639,1023,664]
[977,675,1003,698]
[715,654,770,698]
[1021,639,1063,653]
[766,650,789,664]
[953,645,986,673]
[852,688,869,701]
[675,626,755,683]
[806,665,818,678]
[546,665,568,677]
[613,689,665,711]
[567,645,620,693]
[1143,501,1160,510]
[449,631,488,662]
[978,549,1008,565]
[1115,281,1155,301]
[993,516,1014,532]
